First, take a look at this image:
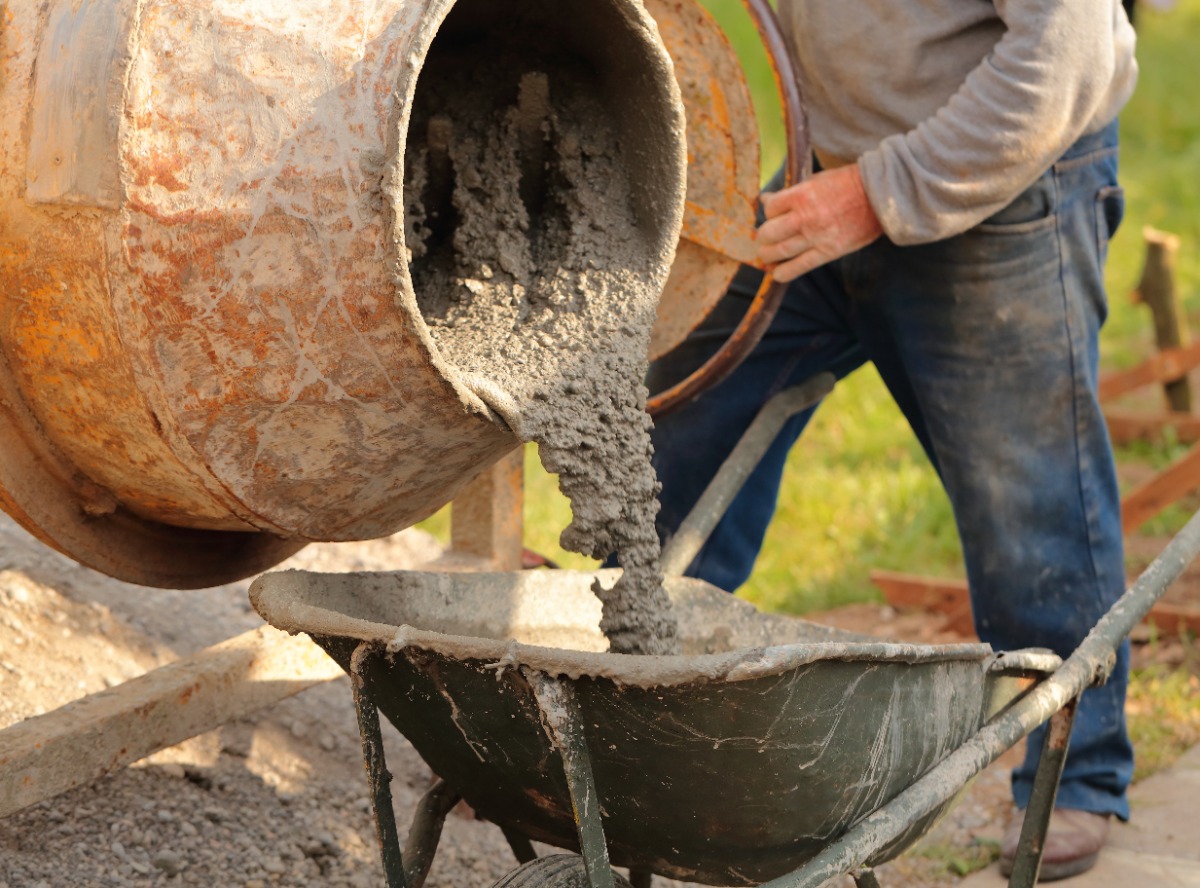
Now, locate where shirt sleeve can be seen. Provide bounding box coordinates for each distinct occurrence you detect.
[856,0,1136,246]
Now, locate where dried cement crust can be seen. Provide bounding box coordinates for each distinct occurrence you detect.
[249,568,996,690]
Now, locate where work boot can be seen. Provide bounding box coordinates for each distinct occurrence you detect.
[999,808,1111,881]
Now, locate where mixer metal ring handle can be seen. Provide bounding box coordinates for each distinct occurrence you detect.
[646,0,809,419]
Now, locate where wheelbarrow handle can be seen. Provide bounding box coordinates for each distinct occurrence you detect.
[660,373,835,577]
[758,505,1200,888]
[647,0,810,419]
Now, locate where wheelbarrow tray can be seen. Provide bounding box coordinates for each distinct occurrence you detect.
[251,568,1056,886]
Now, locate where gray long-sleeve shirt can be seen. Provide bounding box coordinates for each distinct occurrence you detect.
[778,0,1138,244]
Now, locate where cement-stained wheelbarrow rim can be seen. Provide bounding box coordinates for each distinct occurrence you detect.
[251,567,1059,886]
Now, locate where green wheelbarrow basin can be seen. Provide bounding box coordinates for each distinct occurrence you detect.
[250,568,1058,886]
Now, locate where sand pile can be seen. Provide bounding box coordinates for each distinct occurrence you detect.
[404,47,677,655]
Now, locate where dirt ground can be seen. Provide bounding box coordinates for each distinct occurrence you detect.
[1,514,1193,888]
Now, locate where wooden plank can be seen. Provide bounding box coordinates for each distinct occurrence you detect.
[869,569,969,610]
[1105,409,1200,446]
[1142,603,1200,637]
[871,571,1200,639]
[1121,443,1200,534]
[0,627,343,818]
[869,570,974,635]
[1098,341,1200,402]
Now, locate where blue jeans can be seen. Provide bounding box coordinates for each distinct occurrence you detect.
[649,122,1133,818]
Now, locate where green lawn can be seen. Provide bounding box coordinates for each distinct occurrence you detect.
[427,0,1200,617]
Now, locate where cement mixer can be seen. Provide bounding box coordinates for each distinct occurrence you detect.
[0,0,782,589]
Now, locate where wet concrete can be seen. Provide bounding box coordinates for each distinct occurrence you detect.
[403,6,685,655]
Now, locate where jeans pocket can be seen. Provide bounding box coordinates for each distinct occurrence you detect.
[974,212,1060,236]
[975,169,1058,235]
[1095,185,1125,262]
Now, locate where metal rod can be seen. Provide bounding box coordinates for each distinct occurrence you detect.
[403,779,462,888]
[351,645,409,888]
[660,374,835,576]
[527,670,616,888]
[1008,699,1079,888]
[758,506,1200,888]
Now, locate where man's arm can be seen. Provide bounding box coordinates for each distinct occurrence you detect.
[758,0,1136,279]
[859,0,1134,245]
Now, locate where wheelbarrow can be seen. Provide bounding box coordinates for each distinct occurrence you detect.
[251,371,1200,888]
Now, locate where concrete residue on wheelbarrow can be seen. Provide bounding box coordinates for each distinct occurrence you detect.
[249,568,1002,689]
[402,28,680,655]
[247,567,1068,886]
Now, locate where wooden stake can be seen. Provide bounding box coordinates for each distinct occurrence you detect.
[1104,408,1200,446]
[450,449,525,571]
[1122,443,1200,533]
[869,571,1200,639]
[1133,227,1190,412]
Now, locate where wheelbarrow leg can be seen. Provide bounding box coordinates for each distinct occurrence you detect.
[501,825,539,865]
[851,869,881,888]
[527,670,618,888]
[1007,697,1080,888]
[351,645,409,888]
[629,869,653,888]
[405,779,462,888]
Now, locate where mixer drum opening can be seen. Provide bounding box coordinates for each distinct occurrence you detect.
[403,0,685,381]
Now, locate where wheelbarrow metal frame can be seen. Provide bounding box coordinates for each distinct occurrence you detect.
[758,504,1200,888]
[343,380,1200,888]
[341,373,840,888]
[526,671,620,888]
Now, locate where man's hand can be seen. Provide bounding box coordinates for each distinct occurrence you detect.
[757,164,884,283]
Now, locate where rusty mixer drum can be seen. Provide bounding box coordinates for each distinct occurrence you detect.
[0,0,763,588]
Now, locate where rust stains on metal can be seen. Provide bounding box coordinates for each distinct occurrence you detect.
[644,0,761,361]
[648,0,808,417]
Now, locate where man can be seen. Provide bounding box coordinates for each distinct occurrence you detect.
[649,0,1138,880]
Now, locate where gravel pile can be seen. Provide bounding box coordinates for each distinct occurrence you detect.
[0,517,520,887]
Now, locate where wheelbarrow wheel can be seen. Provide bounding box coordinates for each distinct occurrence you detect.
[489,854,635,888]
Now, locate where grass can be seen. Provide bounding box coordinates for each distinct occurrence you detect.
[1127,656,1200,781]
[914,838,1002,879]
[1126,619,1200,781]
